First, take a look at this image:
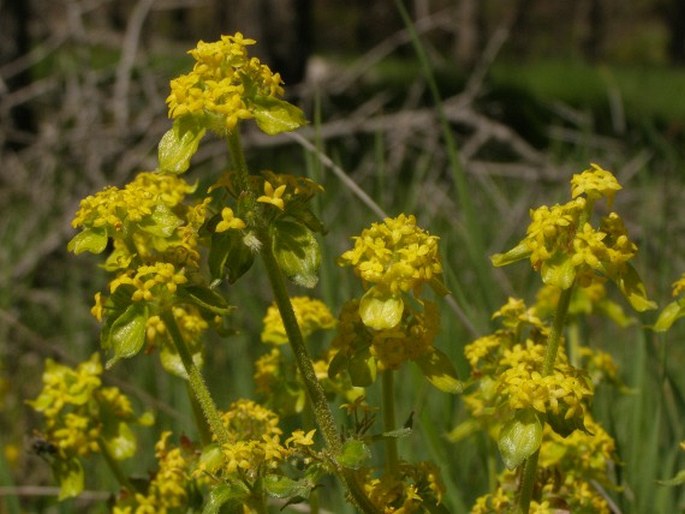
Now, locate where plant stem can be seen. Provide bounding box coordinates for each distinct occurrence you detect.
[187,382,212,446]
[382,369,399,474]
[227,129,250,192]
[259,240,380,514]
[161,310,230,446]
[97,437,133,491]
[517,284,574,513]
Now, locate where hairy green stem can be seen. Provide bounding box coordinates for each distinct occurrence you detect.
[518,284,574,513]
[161,310,230,446]
[259,240,380,514]
[97,437,133,491]
[227,129,250,192]
[187,382,212,446]
[382,369,399,474]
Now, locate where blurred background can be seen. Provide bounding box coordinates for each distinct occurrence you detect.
[1,0,685,512]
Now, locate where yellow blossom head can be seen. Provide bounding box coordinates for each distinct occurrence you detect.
[165,33,305,136]
[571,163,622,205]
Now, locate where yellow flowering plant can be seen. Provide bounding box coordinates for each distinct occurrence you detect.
[31,33,459,514]
[481,164,656,513]
[27,30,675,514]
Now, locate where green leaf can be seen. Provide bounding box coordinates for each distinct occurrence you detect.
[208,230,254,283]
[614,263,657,312]
[272,220,320,288]
[264,474,314,499]
[159,341,203,379]
[181,285,234,315]
[370,427,412,443]
[490,242,531,267]
[67,228,108,255]
[158,117,206,174]
[252,95,306,135]
[52,457,84,500]
[348,347,377,387]
[338,439,371,470]
[103,421,137,460]
[197,444,224,475]
[497,410,543,470]
[105,303,149,368]
[541,252,576,290]
[140,204,183,238]
[654,300,685,332]
[658,469,685,486]
[415,349,463,394]
[359,287,404,330]
[327,350,348,380]
[202,482,250,514]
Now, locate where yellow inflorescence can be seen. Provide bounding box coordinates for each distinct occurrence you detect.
[570,163,622,203]
[261,296,336,345]
[29,354,142,461]
[72,172,194,232]
[166,33,284,133]
[339,214,442,295]
[362,461,445,513]
[332,298,439,371]
[109,262,188,303]
[113,431,190,514]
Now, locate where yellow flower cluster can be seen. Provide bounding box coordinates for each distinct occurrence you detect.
[362,461,445,514]
[370,301,439,370]
[113,432,190,514]
[497,360,591,419]
[221,399,282,441]
[331,299,439,372]
[261,296,336,345]
[72,172,194,234]
[339,214,442,295]
[109,262,188,304]
[166,33,284,133]
[146,306,208,378]
[464,297,593,428]
[473,416,615,514]
[71,171,205,270]
[493,165,653,301]
[196,399,320,487]
[28,354,143,461]
[570,162,622,203]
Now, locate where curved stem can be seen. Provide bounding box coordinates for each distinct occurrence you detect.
[161,310,230,446]
[259,239,380,514]
[517,284,574,513]
[382,369,399,474]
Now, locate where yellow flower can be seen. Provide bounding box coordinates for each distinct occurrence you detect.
[339,214,442,295]
[110,262,187,304]
[261,296,335,345]
[215,207,246,232]
[256,180,287,210]
[286,429,316,447]
[672,273,685,297]
[570,163,622,204]
[166,33,284,133]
